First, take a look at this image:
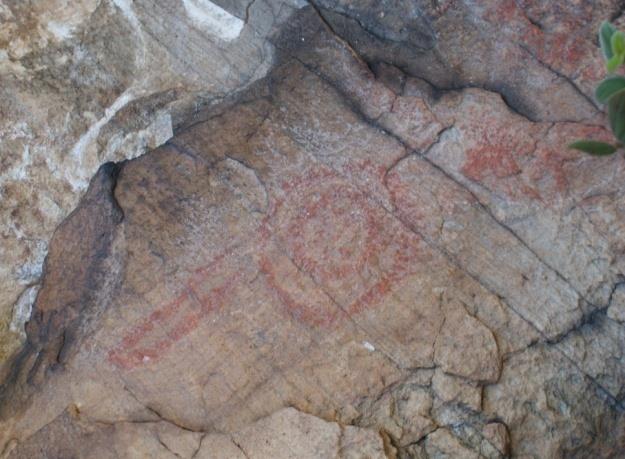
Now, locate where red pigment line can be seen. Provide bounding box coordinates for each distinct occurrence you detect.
[347,277,393,317]
[109,275,241,369]
[347,230,423,316]
[346,238,422,316]
[113,251,233,352]
[261,240,420,328]
[109,291,189,364]
[122,313,203,369]
[108,246,241,369]
[259,256,342,328]
[461,143,522,182]
[260,165,426,328]
[188,246,236,284]
[279,187,379,283]
[108,290,194,369]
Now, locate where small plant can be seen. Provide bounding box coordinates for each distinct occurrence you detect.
[569,21,625,156]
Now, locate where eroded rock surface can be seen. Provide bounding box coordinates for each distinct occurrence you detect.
[0,0,303,361]
[2,1,625,458]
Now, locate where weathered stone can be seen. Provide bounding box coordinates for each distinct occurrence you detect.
[232,408,386,459]
[481,423,510,457]
[394,385,437,446]
[314,0,615,122]
[2,2,625,458]
[378,96,444,151]
[0,0,304,363]
[1,408,206,459]
[423,428,479,459]
[431,369,482,412]
[195,434,248,459]
[3,406,385,459]
[607,284,625,323]
[484,345,625,457]
[434,302,501,383]
[339,425,388,459]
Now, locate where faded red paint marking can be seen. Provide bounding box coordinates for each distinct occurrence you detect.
[279,182,377,283]
[109,166,426,369]
[108,248,241,370]
[341,158,387,184]
[482,1,598,79]
[460,133,558,202]
[260,166,424,327]
[462,145,523,181]
[460,120,540,200]
[528,124,614,200]
[259,256,343,328]
[459,120,614,202]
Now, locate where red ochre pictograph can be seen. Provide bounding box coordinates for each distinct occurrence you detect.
[260,167,423,327]
[108,166,424,369]
[107,249,242,370]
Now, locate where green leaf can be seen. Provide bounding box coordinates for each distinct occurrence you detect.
[568,140,617,156]
[600,21,617,60]
[609,90,625,142]
[612,30,625,56]
[606,54,623,72]
[596,76,625,103]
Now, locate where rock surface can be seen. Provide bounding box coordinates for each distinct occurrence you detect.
[0,0,303,361]
[2,1,625,458]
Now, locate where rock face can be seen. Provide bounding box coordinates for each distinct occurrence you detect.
[0,0,302,361]
[2,1,625,458]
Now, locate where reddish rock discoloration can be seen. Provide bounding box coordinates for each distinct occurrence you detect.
[262,166,425,328]
[109,165,427,365]
[108,249,241,370]
[462,144,523,181]
[455,111,540,200]
[449,99,612,202]
[484,0,599,73]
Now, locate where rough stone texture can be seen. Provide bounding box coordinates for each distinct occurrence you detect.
[433,301,501,383]
[2,1,625,458]
[0,0,304,362]
[608,284,625,323]
[4,407,386,459]
[231,408,387,458]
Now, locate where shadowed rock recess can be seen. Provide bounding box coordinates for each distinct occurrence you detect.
[2,1,625,458]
